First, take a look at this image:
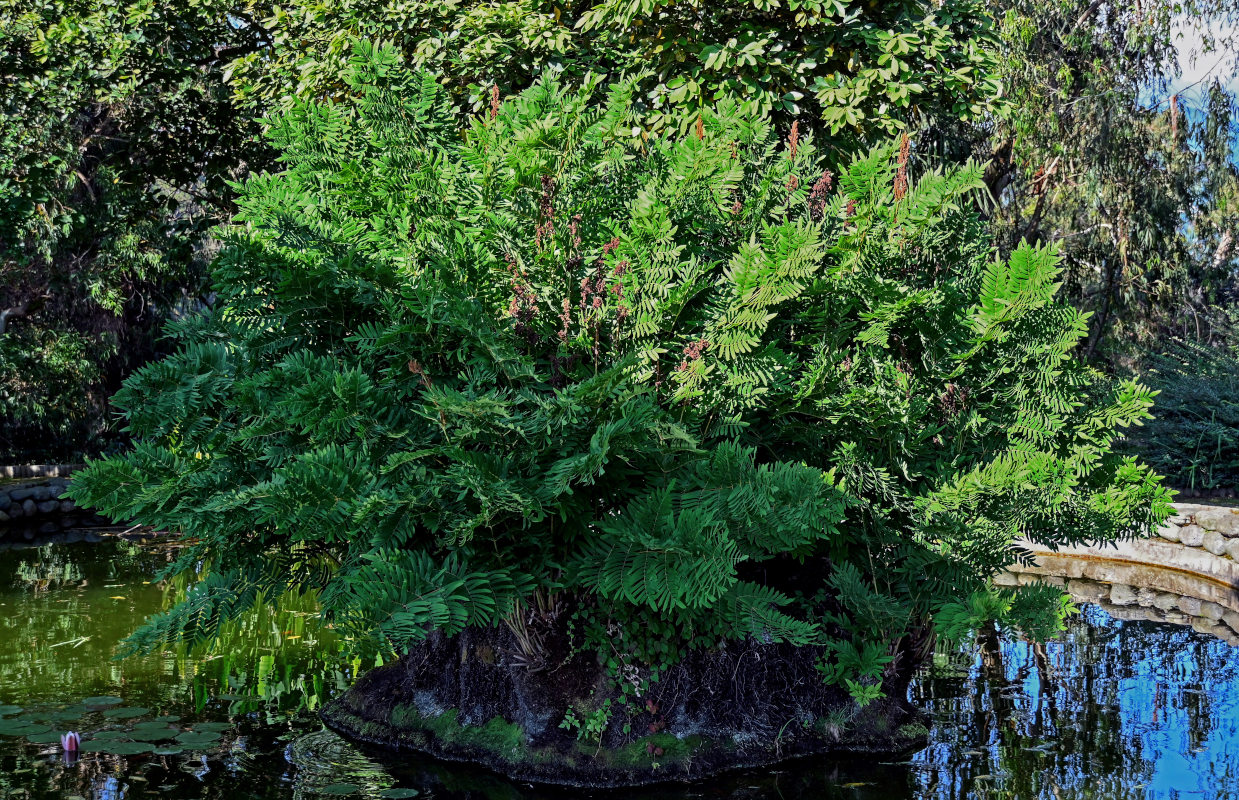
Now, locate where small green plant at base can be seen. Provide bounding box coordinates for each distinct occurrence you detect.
[815,709,854,742]
[560,699,612,751]
[897,722,929,741]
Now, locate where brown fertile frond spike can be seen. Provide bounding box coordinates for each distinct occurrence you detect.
[490,85,501,121]
[535,175,556,248]
[893,132,910,202]
[677,339,709,372]
[788,121,800,161]
[407,359,432,389]
[557,297,571,342]
[569,214,582,251]
[695,115,704,140]
[808,169,833,221]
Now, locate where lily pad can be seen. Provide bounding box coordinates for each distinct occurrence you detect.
[90,730,132,741]
[378,790,421,799]
[185,722,231,732]
[152,746,184,756]
[132,722,177,732]
[41,710,85,722]
[102,707,149,719]
[80,740,151,754]
[0,706,22,716]
[319,785,359,796]
[153,715,181,723]
[82,696,124,707]
[25,731,67,744]
[176,731,222,745]
[79,741,113,753]
[103,741,156,755]
[0,723,50,736]
[129,729,178,742]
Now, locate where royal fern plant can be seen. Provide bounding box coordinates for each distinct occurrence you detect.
[70,43,1172,703]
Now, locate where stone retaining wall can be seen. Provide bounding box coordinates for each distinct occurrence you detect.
[1002,501,1239,646]
[1010,503,1239,589]
[0,464,84,481]
[1152,502,1239,558]
[998,553,1239,646]
[0,473,110,540]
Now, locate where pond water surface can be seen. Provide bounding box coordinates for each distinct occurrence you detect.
[1,536,1238,799]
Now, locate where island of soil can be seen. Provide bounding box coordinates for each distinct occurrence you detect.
[321,627,928,788]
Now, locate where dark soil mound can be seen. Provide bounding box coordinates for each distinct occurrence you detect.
[320,626,928,788]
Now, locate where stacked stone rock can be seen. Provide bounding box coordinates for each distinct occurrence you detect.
[1154,504,1239,561]
[995,569,1239,647]
[0,476,109,540]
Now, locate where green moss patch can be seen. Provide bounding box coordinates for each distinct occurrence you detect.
[389,707,525,761]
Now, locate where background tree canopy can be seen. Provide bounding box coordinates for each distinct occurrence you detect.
[0,0,1005,461]
[69,48,1172,702]
[1,0,270,459]
[962,0,1239,364]
[6,0,1239,467]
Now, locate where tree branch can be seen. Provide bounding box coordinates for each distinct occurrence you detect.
[0,302,29,335]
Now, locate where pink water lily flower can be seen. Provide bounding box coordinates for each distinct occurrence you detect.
[60,731,79,752]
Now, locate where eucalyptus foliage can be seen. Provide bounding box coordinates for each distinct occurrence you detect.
[71,46,1170,700]
[964,0,1239,362]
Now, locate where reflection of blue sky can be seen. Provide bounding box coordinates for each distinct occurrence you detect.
[910,605,1239,798]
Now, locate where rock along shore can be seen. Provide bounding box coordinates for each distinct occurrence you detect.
[0,466,113,543]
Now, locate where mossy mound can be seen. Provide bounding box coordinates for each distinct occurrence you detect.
[321,627,927,788]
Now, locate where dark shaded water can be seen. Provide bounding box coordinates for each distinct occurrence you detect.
[1,537,1237,799]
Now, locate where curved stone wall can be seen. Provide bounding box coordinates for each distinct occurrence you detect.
[1002,502,1239,646]
[1153,503,1239,555]
[0,474,109,541]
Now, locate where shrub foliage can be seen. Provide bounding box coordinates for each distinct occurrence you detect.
[1123,339,1239,494]
[71,45,1171,700]
[227,0,1003,136]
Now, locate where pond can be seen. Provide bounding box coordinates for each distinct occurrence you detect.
[1,535,1238,799]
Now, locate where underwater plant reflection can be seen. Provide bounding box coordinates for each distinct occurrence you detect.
[3,538,1239,799]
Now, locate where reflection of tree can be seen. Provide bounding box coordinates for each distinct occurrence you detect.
[910,603,1239,799]
[0,540,352,713]
[6,542,1239,800]
[0,539,145,592]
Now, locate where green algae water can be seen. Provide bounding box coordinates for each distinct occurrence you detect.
[2,535,1239,799]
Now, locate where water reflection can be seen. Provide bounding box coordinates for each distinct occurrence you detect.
[3,538,1239,799]
[0,535,353,713]
[910,575,1239,799]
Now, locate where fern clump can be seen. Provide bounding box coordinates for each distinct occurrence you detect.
[70,44,1172,702]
